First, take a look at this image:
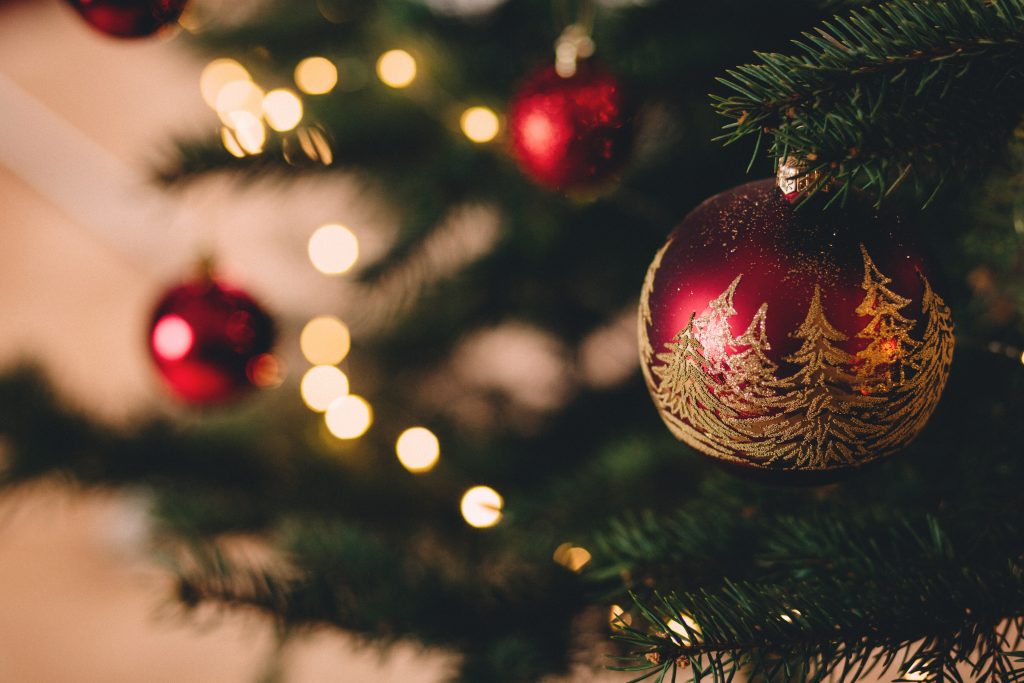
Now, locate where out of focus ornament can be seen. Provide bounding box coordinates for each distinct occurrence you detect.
[149,272,276,404]
[64,0,188,38]
[638,164,954,479]
[507,62,632,193]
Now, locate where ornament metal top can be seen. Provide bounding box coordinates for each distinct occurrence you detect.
[638,167,954,479]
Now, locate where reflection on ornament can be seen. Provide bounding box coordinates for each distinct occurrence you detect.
[639,179,954,476]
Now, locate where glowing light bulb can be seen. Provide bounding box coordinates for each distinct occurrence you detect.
[609,604,632,629]
[225,111,266,154]
[376,50,417,88]
[201,59,251,108]
[295,56,338,95]
[395,427,440,473]
[666,614,702,646]
[460,106,500,143]
[215,80,265,126]
[325,394,372,439]
[152,315,193,361]
[300,316,351,365]
[300,365,350,412]
[553,543,592,572]
[308,224,359,275]
[460,485,503,528]
[262,89,303,132]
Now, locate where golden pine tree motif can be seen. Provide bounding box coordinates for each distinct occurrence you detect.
[853,244,920,392]
[638,238,672,390]
[652,314,747,458]
[641,245,954,471]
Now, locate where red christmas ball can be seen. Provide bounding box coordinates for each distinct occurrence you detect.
[65,0,188,38]
[507,64,632,193]
[639,179,955,479]
[148,276,276,405]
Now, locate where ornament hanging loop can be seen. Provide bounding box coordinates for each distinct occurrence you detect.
[554,0,595,77]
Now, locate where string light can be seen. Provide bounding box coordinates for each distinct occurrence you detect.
[200,59,251,108]
[308,224,359,275]
[300,365,350,412]
[325,394,373,439]
[609,604,632,629]
[460,485,503,528]
[295,56,338,95]
[552,542,591,572]
[225,111,266,154]
[262,89,304,132]
[666,614,702,646]
[376,50,417,88]
[903,659,934,682]
[396,427,441,473]
[460,106,500,143]
[215,80,265,126]
[221,127,247,158]
[300,316,351,365]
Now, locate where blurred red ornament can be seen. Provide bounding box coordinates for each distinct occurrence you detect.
[639,177,954,480]
[64,0,188,38]
[507,64,632,193]
[148,276,277,405]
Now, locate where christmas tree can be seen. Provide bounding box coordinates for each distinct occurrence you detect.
[2,0,1024,681]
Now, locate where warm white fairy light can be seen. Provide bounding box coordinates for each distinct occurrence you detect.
[666,614,702,646]
[300,316,351,366]
[220,127,247,158]
[225,111,266,154]
[308,224,359,275]
[376,50,417,88]
[552,542,592,572]
[395,427,441,473]
[262,89,304,132]
[200,59,251,108]
[903,659,934,682]
[460,106,500,143]
[325,394,373,439]
[215,80,265,126]
[295,56,338,95]
[300,365,350,412]
[460,485,503,528]
[609,604,632,629]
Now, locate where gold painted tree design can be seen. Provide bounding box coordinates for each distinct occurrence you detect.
[867,273,955,452]
[693,275,741,377]
[763,286,875,468]
[853,244,920,392]
[652,314,747,458]
[720,302,783,414]
[639,238,671,391]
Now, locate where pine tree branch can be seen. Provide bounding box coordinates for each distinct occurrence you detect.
[714,0,1024,204]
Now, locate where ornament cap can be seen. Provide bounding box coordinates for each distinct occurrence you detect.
[776,156,827,200]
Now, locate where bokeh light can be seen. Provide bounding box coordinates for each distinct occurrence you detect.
[215,80,265,125]
[552,542,592,572]
[295,56,338,95]
[247,353,285,388]
[221,127,247,158]
[667,614,702,646]
[262,89,303,131]
[300,316,351,365]
[609,604,632,629]
[460,485,503,528]
[300,365,350,412]
[460,106,500,143]
[200,59,251,108]
[376,50,417,88]
[395,427,440,473]
[225,111,266,154]
[308,224,359,275]
[325,394,373,439]
[152,315,193,361]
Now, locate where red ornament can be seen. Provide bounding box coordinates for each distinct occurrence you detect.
[507,64,632,193]
[148,276,276,405]
[639,178,955,479]
[64,0,188,38]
